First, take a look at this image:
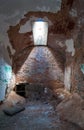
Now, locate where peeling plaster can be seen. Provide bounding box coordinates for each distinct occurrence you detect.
[0,14,16,63]
[0,43,12,65]
[43,17,52,26]
[70,0,84,27]
[65,39,75,56]
[56,40,65,48]
[64,66,71,91]
[80,64,84,74]
[19,20,32,33]
[0,57,12,101]
[70,9,77,17]
[19,16,52,33]
[36,6,50,12]
[0,0,61,65]
[0,0,62,15]
[19,16,37,33]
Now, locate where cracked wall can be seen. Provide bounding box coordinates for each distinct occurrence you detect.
[0,0,84,100]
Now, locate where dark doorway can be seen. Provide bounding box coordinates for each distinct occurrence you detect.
[15,83,27,97]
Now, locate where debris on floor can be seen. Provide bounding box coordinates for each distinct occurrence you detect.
[56,93,84,129]
[5,91,26,106]
[0,100,82,130]
[3,105,25,116]
[0,89,83,130]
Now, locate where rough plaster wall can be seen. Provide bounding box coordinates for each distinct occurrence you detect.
[64,66,71,91]
[7,7,76,91]
[19,16,52,33]
[71,52,84,98]
[48,34,66,71]
[64,39,75,90]
[71,28,84,97]
[0,0,61,15]
[0,0,84,97]
[0,43,11,65]
[8,10,71,76]
[65,39,75,56]
[80,64,84,74]
[0,57,12,101]
[0,44,12,101]
[0,0,63,99]
[0,0,61,55]
[69,0,84,29]
[0,15,16,56]
[68,0,84,96]
[60,0,84,93]
[64,38,75,91]
[16,47,64,89]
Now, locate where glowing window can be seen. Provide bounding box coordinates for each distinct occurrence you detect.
[32,19,48,46]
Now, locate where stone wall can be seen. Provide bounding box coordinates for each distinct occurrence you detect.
[7,11,71,90]
[16,47,64,90]
[71,28,84,98]
[6,0,84,96]
[0,43,12,101]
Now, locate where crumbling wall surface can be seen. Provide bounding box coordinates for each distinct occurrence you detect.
[7,0,84,94]
[62,0,84,96]
[69,0,84,97]
[71,28,84,98]
[7,7,75,86]
[56,93,84,129]
[16,47,64,91]
[0,44,12,101]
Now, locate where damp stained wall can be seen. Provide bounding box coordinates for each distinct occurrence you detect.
[0,0,62,101]
[0,44,12,101]
[16,47,64,90]
[0,0,84,98]
[0,0,62,56]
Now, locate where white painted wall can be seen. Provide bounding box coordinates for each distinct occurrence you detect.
[64,66,71,91]
[64,39,75,91]
[65,39,75,56]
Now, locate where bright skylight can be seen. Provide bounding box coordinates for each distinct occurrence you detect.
[32,20,48,45]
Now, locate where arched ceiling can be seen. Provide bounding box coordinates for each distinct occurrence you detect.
[0,0,84,71]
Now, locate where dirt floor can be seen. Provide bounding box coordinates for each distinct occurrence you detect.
[0,98,82,130]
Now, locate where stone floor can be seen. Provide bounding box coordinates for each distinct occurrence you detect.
[0,99,82,130]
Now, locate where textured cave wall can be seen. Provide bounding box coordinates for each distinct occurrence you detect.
[7,0,77,91]
[15,47,64,91]
[7,11,67,89]
[0,43,12,101]
[65,0,84,97]
[7,10,75,89]
[71,28,84,98]
[0,0,63,100]
[0,0,84,96]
